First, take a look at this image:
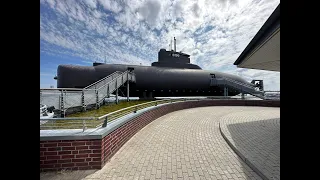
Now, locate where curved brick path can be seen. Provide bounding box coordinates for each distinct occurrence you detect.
[219,107,280,180]
[41,106,279,180]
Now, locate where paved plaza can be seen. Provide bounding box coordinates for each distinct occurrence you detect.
[41,106,280,180]
[219,108,280,180]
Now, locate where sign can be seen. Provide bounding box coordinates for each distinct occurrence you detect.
[172,53,180,57]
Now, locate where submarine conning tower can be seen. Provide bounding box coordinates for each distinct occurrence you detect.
[151,37,202,69]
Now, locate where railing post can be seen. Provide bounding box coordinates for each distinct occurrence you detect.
[134,106,137,113]
[155,101,157,106]
[105,78,107,97]
[127,72,129,102]
[82,120,87,132]
[96,89,99,109]
[60,90,65,118]
[107,83,110,98]
[122,74,124,85]
[40,90,42,104]
[226,87,229,97]
[102,116,108,127]
[82,90,86,111]
[241,88,244,100]
[115,79,118,104]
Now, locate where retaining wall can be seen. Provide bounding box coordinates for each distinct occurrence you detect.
[40,100,280,171]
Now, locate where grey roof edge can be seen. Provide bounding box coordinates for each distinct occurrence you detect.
[234,4,280,66]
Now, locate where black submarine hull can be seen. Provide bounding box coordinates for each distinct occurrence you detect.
[57,64,250,97]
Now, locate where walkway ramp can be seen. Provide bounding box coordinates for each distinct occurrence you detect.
[40,70,136,115]
[210,77,265,99]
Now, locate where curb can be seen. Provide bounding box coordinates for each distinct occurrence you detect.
[219,122,269,180]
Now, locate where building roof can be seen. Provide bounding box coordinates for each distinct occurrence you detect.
[234,4,280,72]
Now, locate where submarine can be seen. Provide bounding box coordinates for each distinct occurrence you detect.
[56,37,257,98]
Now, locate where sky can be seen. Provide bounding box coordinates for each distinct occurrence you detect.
[40,0,280,91]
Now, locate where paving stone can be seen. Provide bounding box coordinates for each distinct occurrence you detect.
[41,106,279,180]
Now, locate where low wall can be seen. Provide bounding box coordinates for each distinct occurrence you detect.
[40,100,280,171]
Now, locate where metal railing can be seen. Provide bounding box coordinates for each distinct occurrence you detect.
[264,91,280,100]
[84,71,122,89]
[40,71,136,115]
[210,77,265,99]
[40,96,269,131]
[40,98,192,131]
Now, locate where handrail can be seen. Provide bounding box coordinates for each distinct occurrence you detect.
[84,71,122,89]
[223,77,256,89]
[40,97,267,131]
[98,99,171,119]
[40,70,136,114]
[40,71,134,92]
[69,71,132,110]
[39,72,123,91]
[39,99,176,121]
[220,77,263,93]
[211,77,264,99]
[96,71,125,91]
[40,98,185,131]
[40,117,97,121]
[40,88,86,91]
[95,70,133,91]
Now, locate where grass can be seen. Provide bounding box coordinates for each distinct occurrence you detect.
[40,99,184,130]
[66,100,152,118]
[40,100,152,130]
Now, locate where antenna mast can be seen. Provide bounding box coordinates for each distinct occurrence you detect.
[174,37,176,52]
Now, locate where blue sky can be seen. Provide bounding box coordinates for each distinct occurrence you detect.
[40,0,280,90]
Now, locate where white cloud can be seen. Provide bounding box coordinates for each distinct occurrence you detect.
[83,0,97,9]
[40,0,280,90]
[46,0,56,8]
[98,0,123,13]
[191,3,201,18]
[137,0,161,26]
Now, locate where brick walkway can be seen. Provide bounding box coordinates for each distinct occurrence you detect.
[219,107,280,180]
[41,106,280,180]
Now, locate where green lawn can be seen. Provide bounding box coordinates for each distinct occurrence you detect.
[40,100,153,130]
[67,100,152,118]
[40,99,182,130]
